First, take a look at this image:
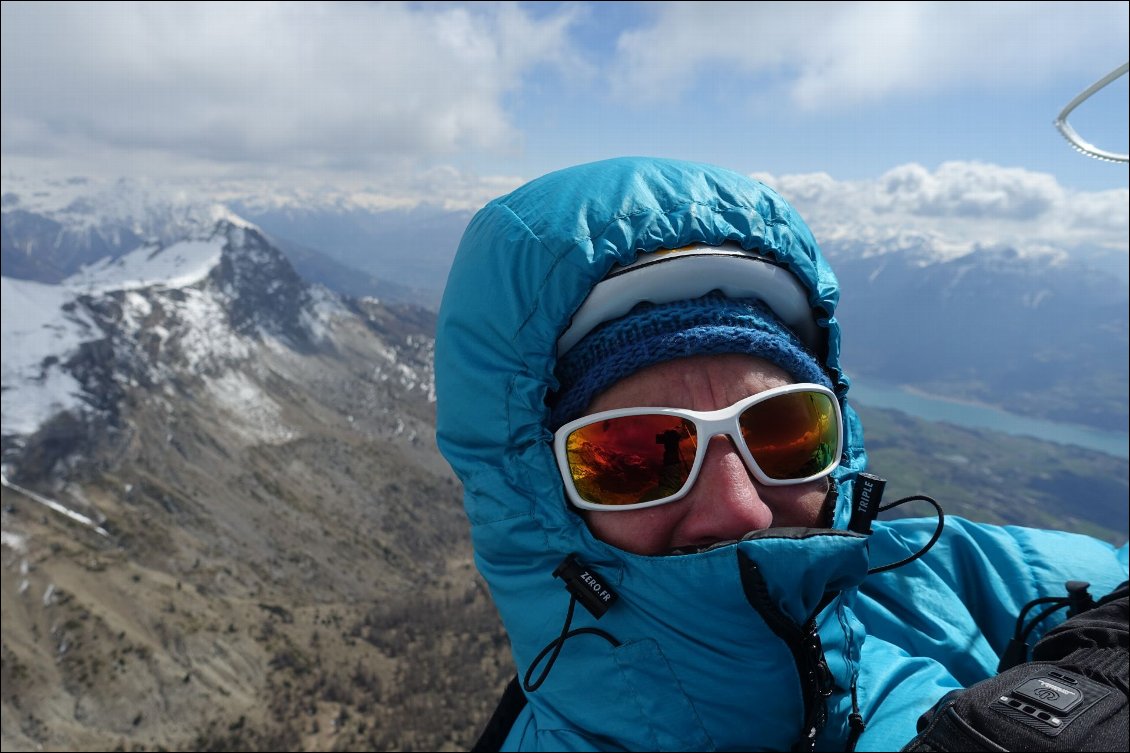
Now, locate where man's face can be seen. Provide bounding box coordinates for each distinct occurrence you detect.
[579,353,831,555]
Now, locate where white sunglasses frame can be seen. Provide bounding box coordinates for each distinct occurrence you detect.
[554,382,843,512]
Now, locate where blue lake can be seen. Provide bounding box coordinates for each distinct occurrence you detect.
[847,379,1129,460]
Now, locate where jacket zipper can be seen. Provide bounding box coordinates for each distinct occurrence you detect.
[739,552,835,752]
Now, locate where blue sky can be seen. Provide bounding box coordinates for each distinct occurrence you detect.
[2,1,1127,210]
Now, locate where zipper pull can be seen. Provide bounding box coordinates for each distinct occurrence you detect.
[807,628,834,698]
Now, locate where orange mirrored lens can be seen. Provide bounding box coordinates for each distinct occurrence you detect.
[739,391,838,480]
[566,415,697,506]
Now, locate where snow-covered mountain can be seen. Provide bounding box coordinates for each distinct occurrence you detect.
[0,177,247,283]
[1,198,511,751]
[2,216,434,447]
[1,176,469,307]
[0,207,447,580]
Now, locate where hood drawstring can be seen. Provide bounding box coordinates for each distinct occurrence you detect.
[847,472,947,576]
[523,595,622,693]
[523,556,622,693]
[843,478,946,749]
[865,493,945,575]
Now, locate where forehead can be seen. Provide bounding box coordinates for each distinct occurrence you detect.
[586,354,795,413]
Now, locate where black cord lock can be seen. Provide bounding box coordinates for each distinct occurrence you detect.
[848,472,886,534]
[554,554,618,618]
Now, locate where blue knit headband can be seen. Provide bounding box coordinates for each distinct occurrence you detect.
[549,295,831,430]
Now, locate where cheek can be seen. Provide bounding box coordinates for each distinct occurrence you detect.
[762,481,830,527]
[583,507,680,556]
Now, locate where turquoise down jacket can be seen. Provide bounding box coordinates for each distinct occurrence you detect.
[434,157,1129,751]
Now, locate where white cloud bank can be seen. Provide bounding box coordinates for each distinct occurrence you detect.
[0,1,583,175]
[3,1,1124,202]
[755,161,1129,259]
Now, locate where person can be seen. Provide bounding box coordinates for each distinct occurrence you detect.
[433,156,1128,751]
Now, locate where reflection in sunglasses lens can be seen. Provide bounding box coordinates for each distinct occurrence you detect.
[567,415,696,505]
[740,391,836,479]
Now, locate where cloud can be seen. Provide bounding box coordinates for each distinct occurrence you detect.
[873,162,1064,219]
[0,1,584,174]
[611,1,1129,109]
[209,163,527,213]
[754,161,1129,257]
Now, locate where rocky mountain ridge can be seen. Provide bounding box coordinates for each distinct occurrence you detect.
[1,218,512,751]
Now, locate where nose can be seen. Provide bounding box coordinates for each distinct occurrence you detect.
[674,436,774,546]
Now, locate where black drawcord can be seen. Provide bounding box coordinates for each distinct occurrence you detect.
[1015,597,1067,641]
[997,582,1095,671]
[1020,601,1071,643]
[867,494,945,575]
[522,595,621,693]
[841,492,943,749]
[845,675,866,752]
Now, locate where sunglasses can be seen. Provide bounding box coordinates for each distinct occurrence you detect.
[554,384,842,511]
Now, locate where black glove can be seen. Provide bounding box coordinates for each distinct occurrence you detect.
[901,581,1128,752]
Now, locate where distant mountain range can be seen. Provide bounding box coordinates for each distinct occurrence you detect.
[4,178,1125,432]
[826,238,1128,432]
[229,201,473,310]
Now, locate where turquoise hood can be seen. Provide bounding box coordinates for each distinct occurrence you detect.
[434,157,1128,751]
